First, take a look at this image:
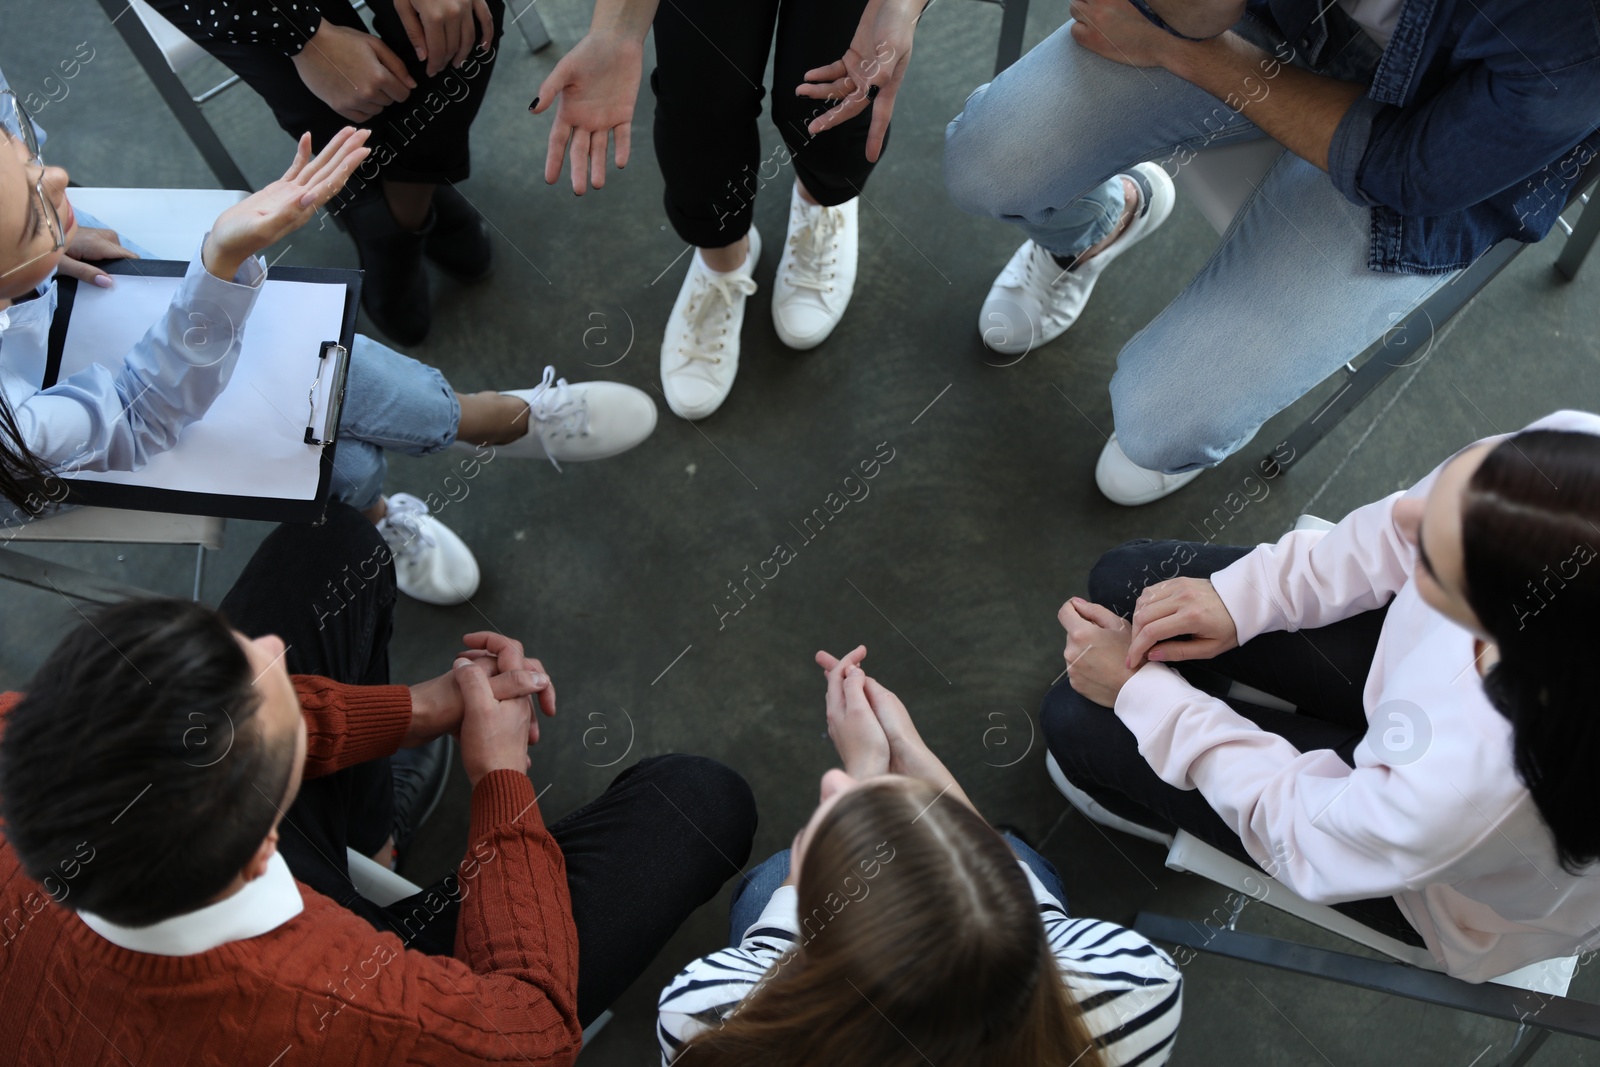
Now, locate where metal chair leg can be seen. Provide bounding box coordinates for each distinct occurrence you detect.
[1497,1023,1554,1067]
[96,0,251,190]
[192,544,206,602]
[995,0,1029,74]
[1555,189,1599,282]
[510,0,554,53]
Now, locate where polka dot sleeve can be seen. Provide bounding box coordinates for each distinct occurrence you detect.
[145,0,325,58]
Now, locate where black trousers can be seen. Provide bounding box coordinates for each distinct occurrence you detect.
[177,0,505,204]
[651,0,887,247]
[217,505,759,1024]
[1041,538,1426,947]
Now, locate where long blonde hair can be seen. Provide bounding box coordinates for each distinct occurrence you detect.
[677,779,1107,1066]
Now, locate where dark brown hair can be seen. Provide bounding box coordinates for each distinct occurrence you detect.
[1461,429,1600,871]
[676,779,1106,1066]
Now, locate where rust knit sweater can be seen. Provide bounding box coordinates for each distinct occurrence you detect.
[0,679,582,1066]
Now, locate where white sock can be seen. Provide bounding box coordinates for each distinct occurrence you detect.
[697,244,752,276]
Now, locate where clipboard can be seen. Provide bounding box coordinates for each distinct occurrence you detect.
[44,258,362,524]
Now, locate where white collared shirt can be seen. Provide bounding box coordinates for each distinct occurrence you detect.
[79,852,304,956]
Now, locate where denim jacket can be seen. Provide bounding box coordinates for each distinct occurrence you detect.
[1136,0,1600,273]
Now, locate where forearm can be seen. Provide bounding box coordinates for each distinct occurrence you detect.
[147,0,321,55]
[1164,32,1366,171]
[1140,0,1246,40]
[588,0,659,40]
[891,743,978,816]
[295,675,415,776]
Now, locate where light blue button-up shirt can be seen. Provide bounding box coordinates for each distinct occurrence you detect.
[0,66,266,478]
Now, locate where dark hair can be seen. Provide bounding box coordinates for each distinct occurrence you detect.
[0,392,54,516]
[678,779,1106,1067]
[1461,429,1600,872]
[0,598,295,926]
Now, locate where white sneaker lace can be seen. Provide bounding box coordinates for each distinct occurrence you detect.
[380,494,435,563]
[678,270,757,368]
[784,203,843,297]
[524,364,588,472]
[998,241,1072,296]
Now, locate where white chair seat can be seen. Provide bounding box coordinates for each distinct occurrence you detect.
[1172,139,1286,236]
[129,0,212,74]
[7,508,223,548]
[69,187,248,260]
[1164,831,1576,995]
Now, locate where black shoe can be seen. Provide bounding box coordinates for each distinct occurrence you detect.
[425,184,493,282]
[391,735,453,859]
[340,194,433,346]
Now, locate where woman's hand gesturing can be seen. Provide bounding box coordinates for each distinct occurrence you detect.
[202,128,371,280]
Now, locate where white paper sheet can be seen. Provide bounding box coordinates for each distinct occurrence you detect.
[56,273,346,500]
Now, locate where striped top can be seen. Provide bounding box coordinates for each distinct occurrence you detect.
[657,864,1183,1065]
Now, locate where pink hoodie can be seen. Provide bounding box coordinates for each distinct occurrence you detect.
[1113,410,1600,982]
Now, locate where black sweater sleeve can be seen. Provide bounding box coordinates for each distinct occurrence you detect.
[146,0,324,57]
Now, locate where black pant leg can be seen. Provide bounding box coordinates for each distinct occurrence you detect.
[651,0,782,246]
[771,0,886,206]
[549,754,757,1025]
[360,0,506,187]
[217,504,402,926]
[180,0,503,201]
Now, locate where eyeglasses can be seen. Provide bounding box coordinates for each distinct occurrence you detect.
[0,90,65,280]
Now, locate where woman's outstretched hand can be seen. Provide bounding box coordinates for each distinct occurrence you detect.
[202,128,371,281]
[796,0,923,161]
[531,32,644,195]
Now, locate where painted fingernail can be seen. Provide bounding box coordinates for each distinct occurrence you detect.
[91,275,113,288]
[528,96,539,111]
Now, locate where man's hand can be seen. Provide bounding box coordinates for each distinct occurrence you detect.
[797,0,921,161]
[291,18,416,122]
[1137,0,1245,39]
[393,0,495,77]
[1059,597,1139,707]
[530,32,644,194]
[456,659,536,786]
[1126,577,1239,667]
[405,638,551,747]
[1068,0,1181,68]
[202,128,371,281]
[55,226,138,289]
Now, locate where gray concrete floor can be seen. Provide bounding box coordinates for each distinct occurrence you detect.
[4,0,1600,1063]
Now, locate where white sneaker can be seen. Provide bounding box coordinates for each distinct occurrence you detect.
[771,185,858,349]
[490,365,657,470]
[376,492,481,606]
[1095,433,1203,506]
[979,162,1175,357]
[660,229,761,420]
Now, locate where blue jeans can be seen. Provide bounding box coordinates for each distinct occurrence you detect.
[942,18,1458,475]
[330,334,461,510]
[726,834,1067,945]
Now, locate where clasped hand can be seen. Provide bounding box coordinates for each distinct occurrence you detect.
[815,644,932,779]
[1057,577,1239,705]
[405,632,557,785]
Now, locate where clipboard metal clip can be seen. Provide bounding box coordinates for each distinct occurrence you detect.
[305,341,349,446]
